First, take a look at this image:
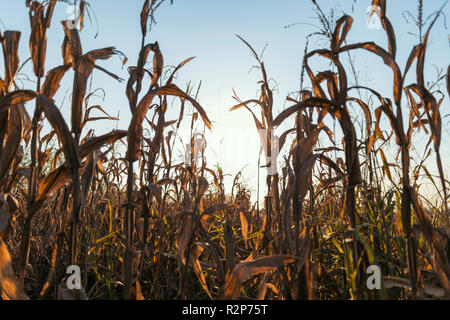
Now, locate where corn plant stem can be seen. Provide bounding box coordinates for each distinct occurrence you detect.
[149,219,164,298]
[123,27,146,300]
[132,36,146,113]
[18,1,57,283]
[264,169,273,249]
[263,194,272,252]
[293,112,303,256]
[272,174,281,252]
[67,119,82,266]
[292,182,300,254]
[124,159,135,300]
[138,151,153,282]
[346,184,363,297]
[0,125,4,160]
[395,82,418,295]
[336,108,362,294]
[401,144,418,297]
[18,2,58,285]
[295,199,308,299]
[82,184,96,289]
[257,153,260,213]
[138,203,150,282]
[18,76,42,285]
[435,149,449,226]
[51,188,69,292]
[180,212,200,299]
[139,134,158,279]
[18,213,33,285]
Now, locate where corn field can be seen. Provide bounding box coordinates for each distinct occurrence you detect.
[0,0,449,301]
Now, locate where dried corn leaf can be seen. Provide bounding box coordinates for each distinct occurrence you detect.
[36,165,71,202]
[188,243,213,299]
[0,240,28,300]
[41,64,71,99]
[140,0,150,37]
[332,15,353,51]
[79,130,127,158]
[81,149,98,205]
[27,1,54,78]
[218,255,297,300]
[167,57,196,85]
[2,31,21,86]
[404,45,420,78]
[240,211,248,243]
[157,84,211,129]
[272,97,338,128]
[37,94,81,169]
[381,16,397,58]
[340,42,402,105]
[0,195,11,236]
[0,105,29,181]
[0,90,36,112]
[371,0,386,16]
[127,84,211,161]
[61,22,82,67]
[177,212,193,267]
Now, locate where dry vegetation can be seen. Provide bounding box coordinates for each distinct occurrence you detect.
[0,0,449,300]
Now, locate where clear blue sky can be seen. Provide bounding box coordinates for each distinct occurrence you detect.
[1,0,449,199]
